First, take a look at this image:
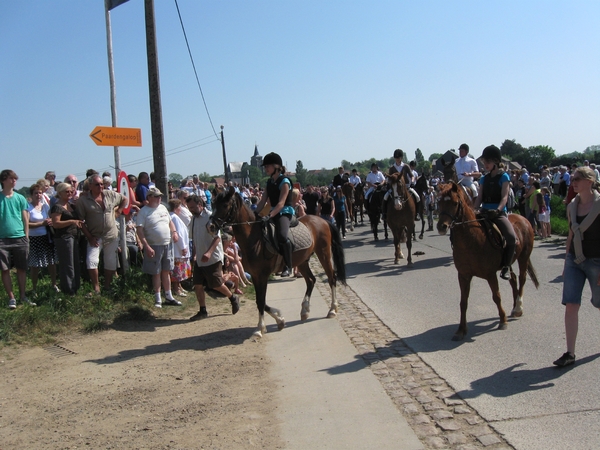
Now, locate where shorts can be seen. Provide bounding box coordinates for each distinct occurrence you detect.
[142,243,174,275]
[0,236,29,271]
[538,211,550,223]
[86,237,119,271]
[193,260,225,289]
[562,252,600,307]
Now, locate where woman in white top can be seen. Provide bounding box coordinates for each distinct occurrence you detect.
[27,183,58,293]
[168,199,191,296]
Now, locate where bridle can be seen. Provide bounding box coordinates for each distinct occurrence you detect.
[209,194,261,230]
[438,194,482,229]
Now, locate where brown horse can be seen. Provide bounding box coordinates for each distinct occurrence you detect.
[210,187,346,338]
[353,182,365,225]
[436,182,539,340]
[341,182,355,231]
[385,171,417,265]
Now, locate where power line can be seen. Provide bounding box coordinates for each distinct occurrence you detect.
[173,0,220,141]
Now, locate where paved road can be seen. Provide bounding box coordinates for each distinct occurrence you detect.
[342,222,600,450]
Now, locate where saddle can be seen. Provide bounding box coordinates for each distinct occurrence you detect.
[476,211,505,250]
[261,217,313,257]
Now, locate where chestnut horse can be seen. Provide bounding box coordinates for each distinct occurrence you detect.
[385,171,417,265]
[436,182,539,340]
[210,187,346,338]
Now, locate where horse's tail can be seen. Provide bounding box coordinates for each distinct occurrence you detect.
[328,221,347,285]
[527,259,540,289]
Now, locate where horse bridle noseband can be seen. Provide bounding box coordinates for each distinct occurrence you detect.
[438,197,481,228]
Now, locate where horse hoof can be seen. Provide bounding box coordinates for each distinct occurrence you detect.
[301,313,309,321]
[253,330,263,338]
[407,261,414,267]
[498,323,508,330]
[327,310,337,319]
[451,333,465,341]
[510,310,523,318]
[277,318,286,331]
[419,234,424,240]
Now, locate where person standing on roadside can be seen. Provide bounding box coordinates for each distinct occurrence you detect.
[136,171,150,207]
[76,174,128,295]
[553,167,600,367]
[0,170,33,309]
[136,187,181,308]
[186,195,240,320]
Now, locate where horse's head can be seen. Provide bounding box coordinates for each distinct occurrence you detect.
[436,182,465,235]
[209,186,238,232]
[441,158,458,183]
[386,172,408,210]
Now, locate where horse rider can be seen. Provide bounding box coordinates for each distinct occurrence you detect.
[384,149,420,206]
[255,152,295,277]
[455,143,480,197]
[332,166,349,188]
[349,169,362,187]
[472,145,517,280]
[364,163,386,208]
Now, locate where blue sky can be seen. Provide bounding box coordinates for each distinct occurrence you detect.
[1,1,599,185]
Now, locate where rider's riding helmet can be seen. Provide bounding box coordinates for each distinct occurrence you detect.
[481,145,502,164]
[262,152,283,167]
[458,143,469,152]
[393,149,404,159]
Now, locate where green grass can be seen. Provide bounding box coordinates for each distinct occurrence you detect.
[0,267,157,347]
[549,194,569,236]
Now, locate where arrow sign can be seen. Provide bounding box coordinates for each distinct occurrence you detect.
[89,126,142,147]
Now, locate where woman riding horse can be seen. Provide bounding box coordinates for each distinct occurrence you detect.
[255,152,294,277]
[472,145,516,280]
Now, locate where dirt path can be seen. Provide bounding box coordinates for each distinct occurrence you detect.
[0,295,284,449]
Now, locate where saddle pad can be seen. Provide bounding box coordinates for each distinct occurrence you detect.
[289,221,312,252]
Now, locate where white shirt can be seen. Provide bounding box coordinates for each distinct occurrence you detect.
[170,212,189,259]
[349,174,361,186]
[454,156,478,184]
[136,203,172,246]
[366,171,385,186]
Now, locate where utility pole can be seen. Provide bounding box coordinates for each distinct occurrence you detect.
[144,0,168,200]
[221,125,229,184]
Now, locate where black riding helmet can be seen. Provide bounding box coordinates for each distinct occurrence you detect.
[393,149,404,159]
[262,152,283,167]
[481,145,501,163]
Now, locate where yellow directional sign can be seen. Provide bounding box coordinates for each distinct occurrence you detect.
[89,126,142,147]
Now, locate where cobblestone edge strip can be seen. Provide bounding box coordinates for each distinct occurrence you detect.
[310,258,514,450]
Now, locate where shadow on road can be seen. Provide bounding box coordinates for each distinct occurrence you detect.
[455,353,600,399]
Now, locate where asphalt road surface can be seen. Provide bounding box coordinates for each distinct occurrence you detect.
[342,220,600,450]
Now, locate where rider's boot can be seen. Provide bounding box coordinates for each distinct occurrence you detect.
[280,239,293,277]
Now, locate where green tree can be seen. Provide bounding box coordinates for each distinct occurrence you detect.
[197,172,213,182]
[500,139,526,162]
[295,160,308,187]
[415,148,425,164]
[524,145,556,171]
[168,173,183,187]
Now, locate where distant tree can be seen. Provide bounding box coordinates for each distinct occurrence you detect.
[523,145,556,171]
[415,148,425,164]
[295,160,308,187]
[16,186,29,199]
[197,172,213,182]
[247,165,264,185]
[500,139,526,162]
[168,173,183,186]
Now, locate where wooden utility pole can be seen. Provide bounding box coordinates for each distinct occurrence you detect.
[221,125,229,184]
[144,0,168,200]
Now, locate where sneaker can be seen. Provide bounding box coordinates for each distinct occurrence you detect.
[154,301,162,309]
[499,267,510,280]
[230,295,240,315]
[280,267,290,277]
[22,297,37,306]
[8,298,16,310]
[190,309,208,321]
[163,298,182,306]
[553,352,575,367]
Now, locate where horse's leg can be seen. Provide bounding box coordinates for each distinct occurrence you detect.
[454,273,472,340]
[393,233,401,264]
[510,255,528,317]
[486,275,507,330]
[384,216,389,240]
[253,278,269,338]
[297,260,316,321]
[313,247,339,319]
[419,204,425,240]
[265,304,286,331]
[406,226,414,267]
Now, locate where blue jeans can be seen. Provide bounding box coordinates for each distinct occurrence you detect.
[562,252,600,307]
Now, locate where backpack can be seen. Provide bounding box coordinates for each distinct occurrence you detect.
[507,188,516,211]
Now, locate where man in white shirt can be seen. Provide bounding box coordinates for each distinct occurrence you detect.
[136,187,181,308]
[365,163,385,201]
[454,143,480,196]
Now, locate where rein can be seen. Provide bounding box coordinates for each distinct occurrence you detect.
[439,198,483,228]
